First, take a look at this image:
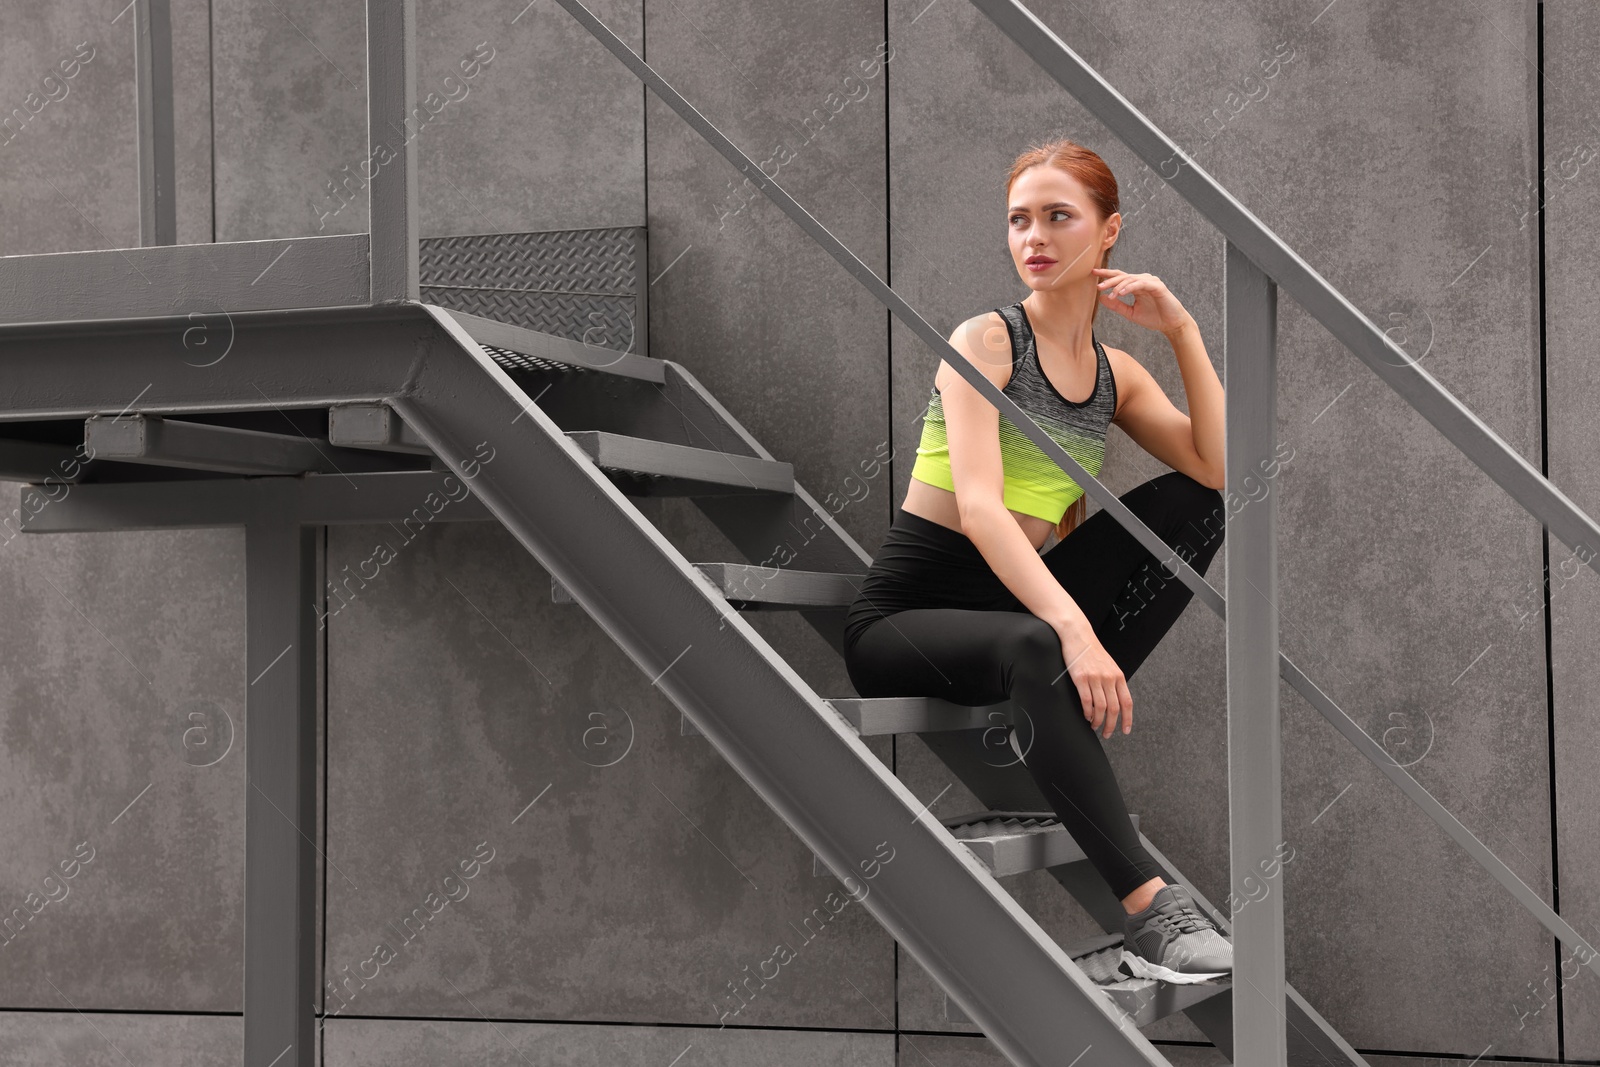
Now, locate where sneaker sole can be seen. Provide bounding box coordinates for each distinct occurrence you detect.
[1118,947,1230,985]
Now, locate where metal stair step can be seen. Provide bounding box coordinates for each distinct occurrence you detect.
[681,696,1018,737]
[814,810,1138,880]
[565,430,793,496]
[943,931,1231,1030]
[939,810,1139,878]
[826,696,1017,736]
[556,562,864,610]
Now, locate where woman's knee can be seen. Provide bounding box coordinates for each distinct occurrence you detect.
[1148,471,1225,555]
[999,617,1076,694]
[1155,470,1223,517]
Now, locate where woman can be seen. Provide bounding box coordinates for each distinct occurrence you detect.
[842,139,1232,983]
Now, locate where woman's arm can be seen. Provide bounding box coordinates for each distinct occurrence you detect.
[1095,270,1225,489]
[1167,318,1225,487]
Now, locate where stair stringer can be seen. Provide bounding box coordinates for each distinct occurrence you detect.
[393,303,1174,1067]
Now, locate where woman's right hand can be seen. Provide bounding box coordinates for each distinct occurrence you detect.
[1057,626,1134,738]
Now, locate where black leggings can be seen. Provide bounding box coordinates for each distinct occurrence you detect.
[842,471,1225,900]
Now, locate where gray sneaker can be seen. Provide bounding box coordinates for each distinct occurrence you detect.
[1120,883,1232,984]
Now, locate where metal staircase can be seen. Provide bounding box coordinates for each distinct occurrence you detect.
[5,297,1276,1066]
[526,312,1326,1057]
[4,1,1599,1066]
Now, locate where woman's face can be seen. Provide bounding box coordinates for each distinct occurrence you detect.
[1006,165,1119,292]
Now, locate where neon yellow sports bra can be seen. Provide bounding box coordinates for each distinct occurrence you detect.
[909,301,1117,523]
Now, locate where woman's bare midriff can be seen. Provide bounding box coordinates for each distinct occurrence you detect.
[902,476,1058,553]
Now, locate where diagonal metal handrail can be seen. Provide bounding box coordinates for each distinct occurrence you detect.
[546,0,1600,981]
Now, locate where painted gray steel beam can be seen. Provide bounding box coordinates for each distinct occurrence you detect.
[1224,243,1285,1063]
[971,0,1600,579]
[83,414,416,475]
[393,306,1173,1067]
[328,403,433,455]
[16,470,494,532]
[134,0,176,246]
[0,236,372,325]
[0,438,93,483]
[0,304,422,421]
[243,510,319,1067]
[366,0,418,303]
[446,308,665,383]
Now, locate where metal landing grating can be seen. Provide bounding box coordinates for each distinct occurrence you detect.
[479,343,589,374]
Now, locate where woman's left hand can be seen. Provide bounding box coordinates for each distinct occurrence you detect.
[1091,268,1194,336]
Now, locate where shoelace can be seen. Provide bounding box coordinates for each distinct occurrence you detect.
[1148,901,1213,936]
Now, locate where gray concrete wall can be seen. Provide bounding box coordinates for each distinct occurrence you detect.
[0,0,1594,1064]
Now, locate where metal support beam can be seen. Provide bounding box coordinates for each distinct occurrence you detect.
[0,304,422,421]
[366,0,419,303]
[134,0,176,246]
[0,237,372,326]
[83,414,418,475]
[328,403,432,455]
[17,470,495,532]
[1225,242,1284,1063]
[0,438,93,483]
[243,511,319,1067]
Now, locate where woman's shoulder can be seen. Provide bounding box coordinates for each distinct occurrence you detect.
[953,306,1011,331]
